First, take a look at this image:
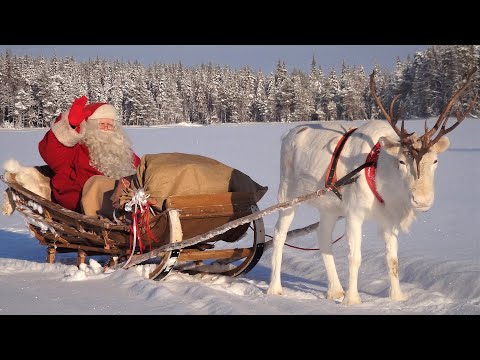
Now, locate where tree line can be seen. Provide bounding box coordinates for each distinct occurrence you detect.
[0,45,478,128]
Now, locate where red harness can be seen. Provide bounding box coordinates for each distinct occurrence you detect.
[364,142,384,204]
[325,128,384,204]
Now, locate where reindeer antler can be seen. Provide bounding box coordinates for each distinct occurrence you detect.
[418,67,478,149]
[370,70,411,143]
[370,66,478,179]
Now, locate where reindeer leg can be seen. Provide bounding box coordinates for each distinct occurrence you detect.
[267,207,296,296]
[382,227,408,301]
[316,212,344,300]
[342,214,363,305]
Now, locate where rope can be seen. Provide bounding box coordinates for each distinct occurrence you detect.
[264,232,344,251]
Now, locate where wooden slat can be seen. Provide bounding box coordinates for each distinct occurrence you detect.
[29,225,123,255]
[42,240,122,254]
[36,230,99,248]
[178,210,252,220]
[178,247,252,261]
[166,192,256,216]
[17,207,108,245]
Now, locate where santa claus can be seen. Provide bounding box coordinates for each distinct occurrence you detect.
[39,96,141,212]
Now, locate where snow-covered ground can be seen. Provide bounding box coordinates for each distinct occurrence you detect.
[0,119,479,314]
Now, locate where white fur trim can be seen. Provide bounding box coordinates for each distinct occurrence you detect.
[51,110,85,147]
[3,158,21,173]
[88,104,119,122]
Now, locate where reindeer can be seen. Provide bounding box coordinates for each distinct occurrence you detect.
[267,68,477,305]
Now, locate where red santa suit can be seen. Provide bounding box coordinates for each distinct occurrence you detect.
[39,101,141,212]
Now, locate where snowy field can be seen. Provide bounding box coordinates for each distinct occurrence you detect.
[0,119,479,315]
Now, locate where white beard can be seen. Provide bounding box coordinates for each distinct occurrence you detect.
[81,119,137,179]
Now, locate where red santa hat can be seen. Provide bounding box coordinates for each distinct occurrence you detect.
[85,102,120,122]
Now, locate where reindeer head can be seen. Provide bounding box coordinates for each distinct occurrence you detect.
[370,68,477,211]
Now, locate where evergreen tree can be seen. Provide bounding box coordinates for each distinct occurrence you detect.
[0,45,477,128]
[323,68,340,121]
[308,56,325,121]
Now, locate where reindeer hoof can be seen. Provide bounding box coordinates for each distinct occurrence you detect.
[327,288,345,301]
[390,291,408,302]
[267,285,283,295]
[342,292,362,305]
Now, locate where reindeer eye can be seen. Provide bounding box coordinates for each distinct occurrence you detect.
[433,160,438,164]
[399,160,406,165]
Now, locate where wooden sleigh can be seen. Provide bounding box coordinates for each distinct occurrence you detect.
[1,169,266,281]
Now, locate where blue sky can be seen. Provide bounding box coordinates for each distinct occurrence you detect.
[0,45,428,74]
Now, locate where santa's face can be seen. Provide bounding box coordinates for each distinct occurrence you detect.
[81,118,136,179]
[97,118,116,132]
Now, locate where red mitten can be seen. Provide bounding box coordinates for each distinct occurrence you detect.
[68,96,94,127]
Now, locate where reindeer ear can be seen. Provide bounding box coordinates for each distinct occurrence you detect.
[432,136,450,153]
[378,136,399,150]
[378,136,401,156]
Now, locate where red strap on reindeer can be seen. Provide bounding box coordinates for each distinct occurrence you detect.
[365,142,384,204]
[325,128,357,199]
[325,128,384,204]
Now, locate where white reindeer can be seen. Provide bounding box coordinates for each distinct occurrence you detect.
[267,69,477,305]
